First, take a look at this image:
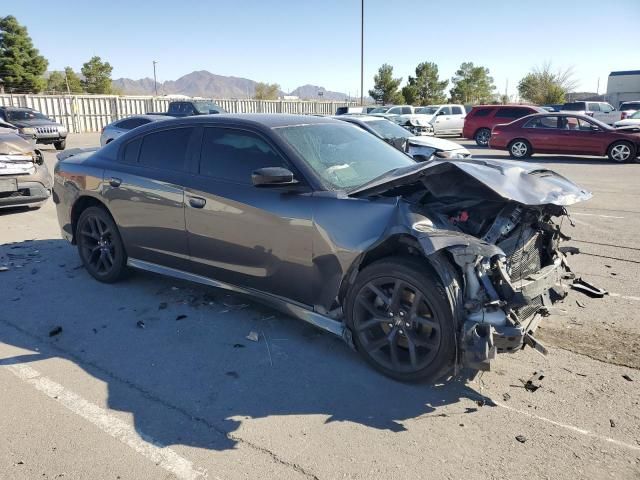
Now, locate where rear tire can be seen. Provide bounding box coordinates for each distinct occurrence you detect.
[474,128,491,146]
[345,257,456,382]
[508,139,532,159]
[54,139,66,150]
[76,206,128,283]
[607,141,635,163]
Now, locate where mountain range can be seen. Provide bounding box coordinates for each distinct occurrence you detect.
[112,71,355,101]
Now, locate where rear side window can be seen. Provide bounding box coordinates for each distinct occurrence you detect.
[138,127,196,171]
[452,106,464,115]
[471,108,492,117]
[496,107,533,119]
[199,127,286,184]
[525,116,560,129]
[122,138,141,163]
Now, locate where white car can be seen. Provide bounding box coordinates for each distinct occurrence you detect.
[415,104,466,135]
[560,101,622,125]
[335,115,471,159]
[100,115,173,146]
[614,110,640,128]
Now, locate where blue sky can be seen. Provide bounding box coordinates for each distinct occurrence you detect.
[3,0,639,98]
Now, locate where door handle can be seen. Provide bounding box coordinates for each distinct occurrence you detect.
[188,196,206,209]
[108,177,122,187]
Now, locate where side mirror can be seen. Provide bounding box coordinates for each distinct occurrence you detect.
[252,167,297,187]
[437,111,446,116]
[590,125,601,132]
[413,154,432,162]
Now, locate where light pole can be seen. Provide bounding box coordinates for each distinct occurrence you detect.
[360,0,364,106]
[152,61,158,96]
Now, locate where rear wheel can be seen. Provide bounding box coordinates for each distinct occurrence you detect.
[76,206,128,283]
[607,141,635,163]
[345,257,456,382]
[508,139,532,159]
[474,128,491,146]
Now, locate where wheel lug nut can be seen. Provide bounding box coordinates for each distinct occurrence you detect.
[405,322,410,328]
[388,323,393,328]
[388,312,394,317]
[399,330,404,335]
[399,312,404,316]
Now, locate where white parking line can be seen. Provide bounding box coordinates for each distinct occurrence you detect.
[493,399,640,452]
[571,212,624,219]
[4,363,208,480]
[609,292,640,302]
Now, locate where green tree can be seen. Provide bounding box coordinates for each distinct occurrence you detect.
[369,64,404,104]
[0,15,48,92]
[517,63,577,105]
[449,62,496,104]
[254,82,280,100]
[81,56,113,94]
[405,62,448,105]
[401,84,418,105]
[47,67,84,93]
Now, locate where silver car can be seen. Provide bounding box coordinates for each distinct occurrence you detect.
[100,115,173,146]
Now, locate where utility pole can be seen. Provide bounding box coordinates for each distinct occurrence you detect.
[64,70,71,95]
[596,77,600,96]
[360,0,364,106]
[152,61,158,96]
[504,78,508,104]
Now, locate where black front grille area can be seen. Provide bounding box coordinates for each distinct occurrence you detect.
[499,227,546,283]
[0,189,29,199]
[516,294,543,321]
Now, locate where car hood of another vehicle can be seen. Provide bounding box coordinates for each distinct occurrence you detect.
[348,157,592,206]
[407,135,465,151]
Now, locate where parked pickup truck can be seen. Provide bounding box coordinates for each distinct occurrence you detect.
[149,100,227,117]
[560,101,622,125]
[370,105,434,135]
[415,104,466,135]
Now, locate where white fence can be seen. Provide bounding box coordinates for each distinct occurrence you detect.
[0,94,356,133]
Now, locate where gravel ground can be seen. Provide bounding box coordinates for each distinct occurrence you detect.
[0,133,638,480]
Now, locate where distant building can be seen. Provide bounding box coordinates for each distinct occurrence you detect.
[606,70,640,107]
[282,95,299,100]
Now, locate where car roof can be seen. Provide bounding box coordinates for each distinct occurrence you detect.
[471,104,539,109]
[519,112,599,120]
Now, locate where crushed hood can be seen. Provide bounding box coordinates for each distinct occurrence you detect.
[349,158,592,206]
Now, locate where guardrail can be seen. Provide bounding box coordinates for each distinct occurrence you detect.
[0,94,356,133]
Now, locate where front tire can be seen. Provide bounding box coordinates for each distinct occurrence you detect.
[508,139,532,159]
[474,128,491,146]
[76,206,128,283]
[54,139,66,150]
[345,257,456,382]
[607,141,635,163]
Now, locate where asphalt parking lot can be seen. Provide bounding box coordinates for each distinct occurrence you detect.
[1,133,639,480]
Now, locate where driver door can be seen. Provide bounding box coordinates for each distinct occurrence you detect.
[182,126,315,305]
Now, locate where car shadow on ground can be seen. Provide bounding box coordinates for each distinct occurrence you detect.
[0,238,492,452]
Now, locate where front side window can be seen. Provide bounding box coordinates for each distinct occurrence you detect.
[117,118,149,130]
[587,103,601,112]
[138,127,196,171]
[199,127,285,184]
[387,107,403,115]
[276,123,415,190]
[439,106,452,115]
[600,103,614,113]
[417,106,438,115]
[369,106,390,114]
[472,108,492,117]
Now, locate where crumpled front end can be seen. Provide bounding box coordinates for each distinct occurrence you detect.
[445,205,575,370]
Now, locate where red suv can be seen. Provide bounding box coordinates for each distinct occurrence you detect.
[463,105,545,146]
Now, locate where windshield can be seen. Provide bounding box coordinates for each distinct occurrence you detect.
[416,107,438,115]
[621,103,640,111]
[193,101,226,114]
[631,111,640,119]
[276,123,415,190]
[369,106,390,114]
[5,109,50,121]
[364,119,412,140]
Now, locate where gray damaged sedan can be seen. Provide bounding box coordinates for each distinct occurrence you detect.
[54,114,591,381]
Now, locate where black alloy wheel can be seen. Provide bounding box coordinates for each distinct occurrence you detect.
[347,257,455,382]
[76,206,127,283]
